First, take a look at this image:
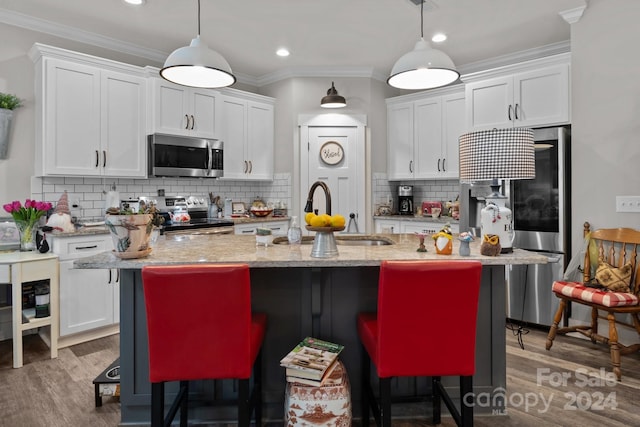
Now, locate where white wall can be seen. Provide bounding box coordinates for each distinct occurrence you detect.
[570,1,640,239]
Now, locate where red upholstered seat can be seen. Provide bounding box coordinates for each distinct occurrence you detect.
[357,260,482,427]
[552,280,638,308]
[142,264,266,427]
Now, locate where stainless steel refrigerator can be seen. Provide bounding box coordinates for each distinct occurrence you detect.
[505,126,571,326]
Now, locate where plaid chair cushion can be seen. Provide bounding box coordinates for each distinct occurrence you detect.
[552,281,639,307]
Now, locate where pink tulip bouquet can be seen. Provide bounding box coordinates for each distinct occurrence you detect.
[3,199,52,223]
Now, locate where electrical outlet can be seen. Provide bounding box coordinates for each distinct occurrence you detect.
[615,196,640,213]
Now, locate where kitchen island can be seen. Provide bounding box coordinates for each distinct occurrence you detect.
[75,233,546,424]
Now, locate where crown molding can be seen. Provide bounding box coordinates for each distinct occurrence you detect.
[560,4,588,24]
[1,7,572,88]
[0,8,167,64]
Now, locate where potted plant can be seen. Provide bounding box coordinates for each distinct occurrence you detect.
[105,202,163,259]
[0,92,23,159]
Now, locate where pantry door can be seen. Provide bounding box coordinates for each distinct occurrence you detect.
[299,115,366,231]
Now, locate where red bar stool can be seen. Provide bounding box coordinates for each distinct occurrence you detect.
[357,260,482,427]
[142,264,267,427]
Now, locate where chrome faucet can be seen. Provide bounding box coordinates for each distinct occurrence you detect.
[304,181,331,215]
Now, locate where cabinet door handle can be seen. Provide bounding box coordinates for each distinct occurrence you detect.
[95,150,99,168]
[508,104,513,121]
[190,115,195,130]
[248,160,252,174]
[243,160,248,173]
[108,269,112,284]
[115,269,120,283]
[75,245,99,250]
[184,114,189,129]
[409,160,413,173]
[515,103,520,120]
[241,229,254,234]
[437,158,441,172]
[442,158,446,172]
[103,150,107,168]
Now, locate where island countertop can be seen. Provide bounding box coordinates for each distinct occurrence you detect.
[73,233,547,269]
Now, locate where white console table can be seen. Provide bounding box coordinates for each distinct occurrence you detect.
[0,252,59,368]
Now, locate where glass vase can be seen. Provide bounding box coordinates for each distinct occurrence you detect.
[15,220,38,251]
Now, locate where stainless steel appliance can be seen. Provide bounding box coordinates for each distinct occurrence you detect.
[148,134,223,178]
[459,126,570,327]
[507,126,571,326]
[138,195,234,236]
[398,185,413,215]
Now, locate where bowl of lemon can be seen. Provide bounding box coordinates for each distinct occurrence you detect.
[303,212,346,258]
[304,212,346,233]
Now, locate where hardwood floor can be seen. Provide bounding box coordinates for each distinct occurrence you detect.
[1,323,638,426]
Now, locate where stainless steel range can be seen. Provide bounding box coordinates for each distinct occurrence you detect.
[137,195,234,236]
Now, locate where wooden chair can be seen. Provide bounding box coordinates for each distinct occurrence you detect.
[546,222,640,381]
[357,260,482,427]
[142,264,267,427]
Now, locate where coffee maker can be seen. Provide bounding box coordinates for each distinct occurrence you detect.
[398,185,414,215]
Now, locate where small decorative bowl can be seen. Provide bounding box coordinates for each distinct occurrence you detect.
[250,208,273,217]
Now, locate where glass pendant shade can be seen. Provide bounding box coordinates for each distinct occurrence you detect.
[160,35,235,88]
[388,38,459,90]
[320,82,346,108]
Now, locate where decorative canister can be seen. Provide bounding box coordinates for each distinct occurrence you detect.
[284,360,352,426]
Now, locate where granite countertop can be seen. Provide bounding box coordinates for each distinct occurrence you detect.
[49,216,290,238]
[74,233,547,269]
[230,216,290,224]
[373,215,459,223]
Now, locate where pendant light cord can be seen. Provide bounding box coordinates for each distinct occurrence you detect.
[420,0,424,38]
[197,0,201,36]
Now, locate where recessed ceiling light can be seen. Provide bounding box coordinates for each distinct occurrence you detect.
[276,48,290,57]
[123,0,146,5]
[432,33,447,43]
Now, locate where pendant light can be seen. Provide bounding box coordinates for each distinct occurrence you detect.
[388,0,459,90]
[160,0,235,88]
[320,82,347,108]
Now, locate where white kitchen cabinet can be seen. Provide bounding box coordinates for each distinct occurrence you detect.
[401,221,459,235]
[465,61,570,131]
[221,91,275,180]
[387,86,465,180]
[151,78,221,139]
[234,220,289,236]
[386,101,414,180]
[49,233,119,343]
[374,219,401,234]
[30,45,147,178]
[374,218,458,235]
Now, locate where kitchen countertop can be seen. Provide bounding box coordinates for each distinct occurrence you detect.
[373,214,459,223]
[49,216,291,238]
[74,232,546,269]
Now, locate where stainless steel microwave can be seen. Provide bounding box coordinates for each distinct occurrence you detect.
[148,134,223,178]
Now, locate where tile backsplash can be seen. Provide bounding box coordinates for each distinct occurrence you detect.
[28,172,459,221]
[373,173,460,213]
[30,173,292,221]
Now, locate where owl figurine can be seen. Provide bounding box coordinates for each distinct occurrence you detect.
[480,234,501,256]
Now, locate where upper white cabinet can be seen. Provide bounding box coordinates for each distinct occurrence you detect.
[150,78,221,139]
[387,86,465,181]
[221,90,275,180]
[464,54,570,131]
[30,44,146,177]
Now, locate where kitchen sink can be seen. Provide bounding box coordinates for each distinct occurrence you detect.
[272,235,394,246]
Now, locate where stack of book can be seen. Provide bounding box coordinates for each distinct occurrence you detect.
[280,337,344,387]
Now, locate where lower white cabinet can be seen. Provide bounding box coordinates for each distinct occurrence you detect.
[374,218,459,234]
[234,220,289,236]
[374,219,401,234]
[50,233,119,339]
[401,222,459,235]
